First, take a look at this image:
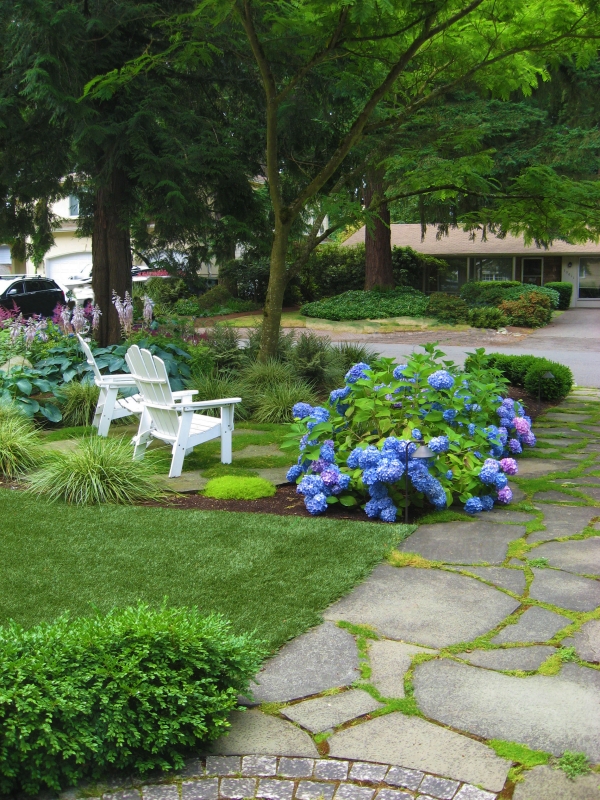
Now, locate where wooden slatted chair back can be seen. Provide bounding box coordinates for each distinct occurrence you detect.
[125,345,179,438]
[76,334,103,383]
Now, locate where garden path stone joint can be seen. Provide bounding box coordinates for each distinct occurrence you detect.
[57,393,600,800]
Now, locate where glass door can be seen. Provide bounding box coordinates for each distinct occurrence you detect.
[579,258,600,298]
[522,258,543,286]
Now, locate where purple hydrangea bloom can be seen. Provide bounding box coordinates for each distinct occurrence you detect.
[412,428,423,440]
[499,457,518,475]
[292,402,313,419]
[305,492,328,514]
[310,458,327,474]
[512,417,531,435]
[329,386,351,404]
[495,472,509,489]
[347,448,363,469]
[345,362,371,383]
[358,445,382,469]
[286,464,303,482]
[376,458,405,482]
[480,495,495,511]
[321,467,341,487]
[297,474,325,497]
[508,439,522,454]
[428,436,450,454]
[320,441,335,463]
[465,497,484,514]
[443,409,457,422]
[522,431,536,446]
[427,370,455,390]
[497,486,513,504]
[393,364,408,379]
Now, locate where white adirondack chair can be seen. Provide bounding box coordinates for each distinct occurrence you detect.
[125,344,241,478]
[77,334,144,436]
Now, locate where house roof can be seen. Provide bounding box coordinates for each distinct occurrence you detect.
[341,223,600,256]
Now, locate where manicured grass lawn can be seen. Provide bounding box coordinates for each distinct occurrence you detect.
[0,489,406,650]
[223,311,469,334]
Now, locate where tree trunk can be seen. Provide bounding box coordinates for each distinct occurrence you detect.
[259,218,291,361]
[92,168,132,346]
[364,171,394,290]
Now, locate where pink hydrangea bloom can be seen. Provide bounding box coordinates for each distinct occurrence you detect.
[499,458,518,476]
[497,486,513,504]
[512,417,531,435]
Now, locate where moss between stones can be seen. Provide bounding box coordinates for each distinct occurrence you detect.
[203,475,276,500]
[488,739,551,768]
[387,550,439,569]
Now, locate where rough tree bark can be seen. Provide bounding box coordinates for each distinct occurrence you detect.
[260,216,292,359]
[364,170,394,290]
[91,168,132,346]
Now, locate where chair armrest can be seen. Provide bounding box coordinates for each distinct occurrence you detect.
[172,390,199,400]
[97,374,138,388]
[179,397,242,412]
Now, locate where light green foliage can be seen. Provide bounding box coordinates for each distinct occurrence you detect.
[57,380,100,427]
[300,288,429,321]
[203,475,276,500]
[0,408,42,478]
[468,353,573,400]
[557,751,591,779]
[488,739,550,767]
[527,557,549,568]
[252,379,318,423]
[426,293,470,324]
[468,307,509,329]
[28,436,162,505]
[557,646,578,662]
[0,605,264,795]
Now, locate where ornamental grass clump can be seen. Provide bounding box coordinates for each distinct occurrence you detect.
[0,604,265,796]
[57,379,100,426]
[283,344,537,521]
[0,406,42,478]
[28,435,162,505]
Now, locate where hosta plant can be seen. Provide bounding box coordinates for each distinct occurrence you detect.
[283,344,536,521]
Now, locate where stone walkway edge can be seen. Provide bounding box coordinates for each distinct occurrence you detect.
[90,755,497,800]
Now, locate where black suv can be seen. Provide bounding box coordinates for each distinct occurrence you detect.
[0,277,66,317]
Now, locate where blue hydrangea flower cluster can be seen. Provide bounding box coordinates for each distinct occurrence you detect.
[345,362,371,383]
[427,370,455,390]
[294,441,350,512]
[428,436,450,454]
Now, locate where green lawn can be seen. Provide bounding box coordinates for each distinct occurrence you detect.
[0,489,406,651]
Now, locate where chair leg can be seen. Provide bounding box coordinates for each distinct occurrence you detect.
[92,387,107,430]
[132,409,153,460]
[169,411,194,478]
[220,405,233,464]
[97,387,118,437]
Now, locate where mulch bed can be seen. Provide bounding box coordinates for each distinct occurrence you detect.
[505,386,556,422]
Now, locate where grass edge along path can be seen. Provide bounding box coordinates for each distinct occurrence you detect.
[0,488,409,651]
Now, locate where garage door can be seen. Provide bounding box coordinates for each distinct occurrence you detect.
[45,252,92,283]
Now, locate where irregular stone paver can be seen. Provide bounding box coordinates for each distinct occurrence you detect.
[514,459,580,476]
[529,567,600,611]
[533,490,582,503]
[369,640,436,698]
[446,567,526,595]
[256,468,289,486]
[491,607,571,644]
[324,565,520,648]
[335,784,374,800]
[455,645,555,671]
[486,510,536,523]
[385,766,424,791]
[580,486,600,502]
[413,660,600,761]
[534,427,588,437]
[281,690,383,733]
[508,482,526,502]
[566,619,600,662]
[512,765,600,799]
[206,757,242,775]
[527,505,598,542]
[315,762,350,780]
[543,413,592,423]
[327,713,510,792]
[208,711,318,756]
[252,622,359,703]
[533,536,600,575]
[418,775,459,799]
[157,470,208,493]
[398,522,525,566]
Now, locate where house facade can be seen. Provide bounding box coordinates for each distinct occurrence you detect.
[342,224,600,308]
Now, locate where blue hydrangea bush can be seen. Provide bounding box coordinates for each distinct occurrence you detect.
[282,344,536,521]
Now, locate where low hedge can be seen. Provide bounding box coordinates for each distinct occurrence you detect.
[299,288,429,320]
[544,281,573,310]
[468,306,509,329]
[426,293,469,324]
[466,352,573,400]
[0,605,264,795]
[460,281,559,309]
[499,292,552,328]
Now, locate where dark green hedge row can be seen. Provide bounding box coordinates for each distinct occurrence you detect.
[544,281,573,310]
[300,287,429,320]
[0,606,264,796]
[460,281,560,309]
[466,352,573,400]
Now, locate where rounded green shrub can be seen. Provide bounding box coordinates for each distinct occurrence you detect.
[499,292,552,327]
[174,297,201,316]
[57,380,100,427]
[28,435,162,505]
[144,277,188,304]
[188,344,216,376]
[468,307,509,329]
[0,605,264,796]
[299,288,428,321]
[204,475,276,500]
[426,293,470,324]
[523,360,573,400]
[0,411,41,478]
[503,284,559,309]
[197,284,232,311]
[481,354,538,387]
[460,281,521,306]
[544,281,573,310]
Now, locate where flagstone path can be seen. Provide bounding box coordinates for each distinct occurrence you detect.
[59,389,600,800]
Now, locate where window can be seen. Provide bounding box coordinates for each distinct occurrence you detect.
[6,282,24,295]
[579,257,600,299]
[438,258,468,293]
[475,258,513,282]
[68,196,79,217]
[522,258,543,286]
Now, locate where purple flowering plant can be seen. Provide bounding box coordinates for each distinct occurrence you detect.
[283,343,536,520]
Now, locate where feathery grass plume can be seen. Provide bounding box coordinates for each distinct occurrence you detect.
[57,380,100,427]
[0,411,42,478]
[253,379,317,423]
[28,436,162,505]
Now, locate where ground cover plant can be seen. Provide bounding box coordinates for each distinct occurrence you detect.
[284,344,538,520]
[299,288,429,321]
[203,475,276,500]
[0,605,264,795]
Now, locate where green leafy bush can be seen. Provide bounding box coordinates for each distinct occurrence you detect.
[460,281,521,306]
[289,332,344,390]
[499,293,552,327]
[204,324,243,370]
[204,475,276,500]
[57,380,100,427]
[300,288,428,321]
[523,359,573,400]
[545,281,573,310]
[472,354,538,386]
[332,342,380,372]
[0,410,42,478]
[503,284,559,308]
[144,277,188,304]
[174,297,201,315]
[188,344,216,376]
[468,307,509,329]
[28,436,162,505]
[426,293,470,324]
[0,605,264,796]
[197,284,232,311]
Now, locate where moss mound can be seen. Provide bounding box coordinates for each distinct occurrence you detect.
[203,475,276,500]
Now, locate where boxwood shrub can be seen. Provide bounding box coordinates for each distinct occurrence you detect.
[467,352,573,400]
[460,281,559,309]
[467,307,509,329]
[499,293,552,327]
[299,288,428,321]
[0,605,264,796]
[544,281,573,310]
[425,293,470,324]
